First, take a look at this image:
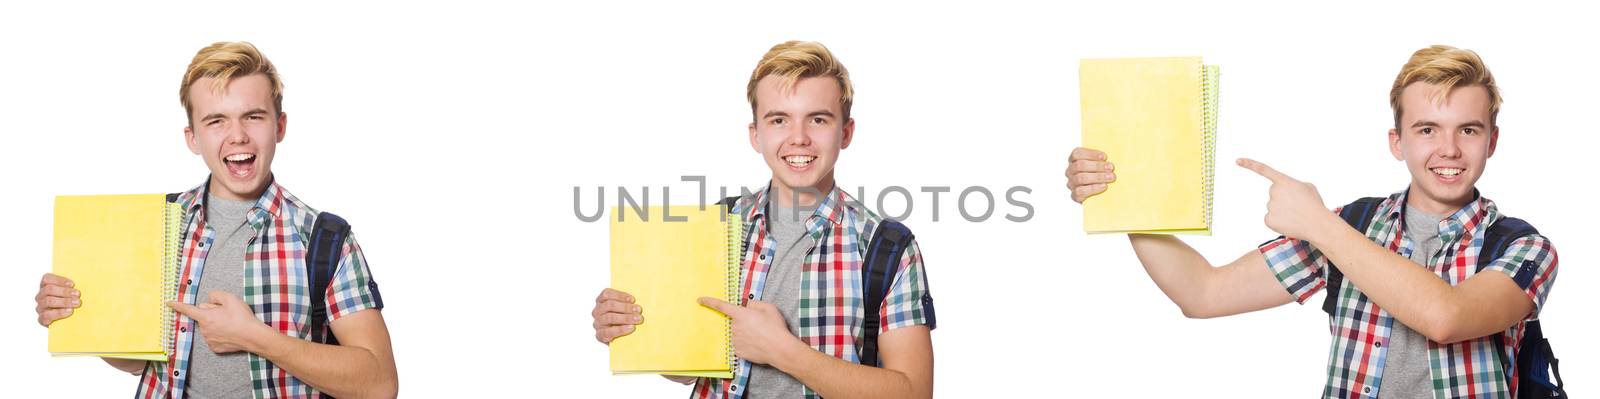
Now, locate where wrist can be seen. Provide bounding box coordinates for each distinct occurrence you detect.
[243,325,283,355]
[1304,211,1345,244]
[769,336,812,372]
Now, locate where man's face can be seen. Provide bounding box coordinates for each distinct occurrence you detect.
[1388,82,1498,214]
[184,73,285,202]
[748,76,854,206]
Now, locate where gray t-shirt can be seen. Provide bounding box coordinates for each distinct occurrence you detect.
[186,195,255,398]
[745,204,816,399]
[1378,206,1446,399]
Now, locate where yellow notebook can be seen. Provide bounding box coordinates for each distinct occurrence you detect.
[609,205,742,379]
[1079,56,1220,234]
[49,194,184,362]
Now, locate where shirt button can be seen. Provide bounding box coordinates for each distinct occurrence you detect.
[174,370,181,377]
[730,384,738,391]
[759,254,766,260]
[180,326,187,333]
[1374,342,1382,348]
[1363,386,1371,394]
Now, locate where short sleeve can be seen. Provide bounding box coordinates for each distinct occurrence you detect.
[1258,235,1332,304]
[1480,234,1558,319]
[326,232,384,321]
[881,239,934,332]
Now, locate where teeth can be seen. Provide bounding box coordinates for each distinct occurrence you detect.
[1432,168,1462,177]
[225,154,254,162]
[784,155,815,166]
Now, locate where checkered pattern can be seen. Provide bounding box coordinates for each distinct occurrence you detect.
[1260,190,1558,399]
[690,185,934,399]
[134,178,383,399]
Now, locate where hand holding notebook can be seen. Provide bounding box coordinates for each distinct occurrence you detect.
[609,205,743,379]
[1079,56,1220,234]
[49,193,184,361]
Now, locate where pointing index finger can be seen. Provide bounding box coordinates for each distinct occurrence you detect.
[697,297,740,317]
[1237,158,1292,183]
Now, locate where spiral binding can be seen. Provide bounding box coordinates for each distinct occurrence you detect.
[723,215,745,371]
[160,202,185,359]
[1200,64,1220,231]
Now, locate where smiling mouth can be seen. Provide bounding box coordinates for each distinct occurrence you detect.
[224,153,256,177]
[1430,167,1463,177]
[784,155,816,168]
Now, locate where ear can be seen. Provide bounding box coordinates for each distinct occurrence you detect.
[748,121,760,154]
[839,117,855,150]
[1487,125,1499,158]
[1388,128,1403,161]
[275,111,288,143]
[185,125,201,155]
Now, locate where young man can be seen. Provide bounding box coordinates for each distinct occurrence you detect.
[31,41,399,399]
[589,41,936,399]
[1066,45,1558,397]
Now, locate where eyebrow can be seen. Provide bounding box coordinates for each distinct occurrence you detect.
[762,109,836,120]
[199,107,272,122]
[805,110,836,119]
[1409,120,1487,130]
[1409,120,1440,129]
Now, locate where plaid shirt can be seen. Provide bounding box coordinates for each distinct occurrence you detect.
[1260,189,1558,399]
[135,178,384,399]
[690,185,936,399]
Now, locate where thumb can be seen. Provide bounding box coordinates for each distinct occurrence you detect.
[207,290,237,306]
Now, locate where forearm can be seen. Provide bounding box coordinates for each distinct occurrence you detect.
[773,347,924,399]
[250,333,397,398]
[1311,225,1465,338]
[1127,234,1216,316]
[102,358,147,375]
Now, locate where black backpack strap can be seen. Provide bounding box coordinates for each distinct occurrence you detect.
[859,219,915,368]
[1322,197,1386,315]
[307,212,351,346]
[1477,217,1540,288]
[718,196,741,212]
[1472,217,1562,397]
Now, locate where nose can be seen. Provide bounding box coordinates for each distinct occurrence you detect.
[225,121,250,145]
[1437,131,1462,159]
[786,127,811,147]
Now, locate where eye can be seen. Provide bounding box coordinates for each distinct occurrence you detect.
[1463,127,1477,135]
[770,117,786,126]
[1420,127,1434,135]
[206,119,221,127]
[811,117,826,125]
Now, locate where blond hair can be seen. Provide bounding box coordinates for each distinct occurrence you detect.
[179,41,283,123]
[1389,45,1500,127]
[746,41,854,120]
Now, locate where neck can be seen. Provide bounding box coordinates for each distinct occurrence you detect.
[208,175,269,203]
[1404,183,1472,216]
[772,177,834,209]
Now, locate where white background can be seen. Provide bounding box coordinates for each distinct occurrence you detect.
[1,1,1594,397]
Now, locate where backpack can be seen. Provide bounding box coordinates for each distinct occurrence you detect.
[1323,197,1565,398]
[305,212,384,346]
[718,196,935,368]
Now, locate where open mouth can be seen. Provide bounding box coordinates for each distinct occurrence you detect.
[783,155,817,168]
[224,153,256,178]
[1429,167,1463,178]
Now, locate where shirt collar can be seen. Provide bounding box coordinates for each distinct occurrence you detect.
[180,175,287,225]
[747,183,850,228]
[1386,187,1496,242]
